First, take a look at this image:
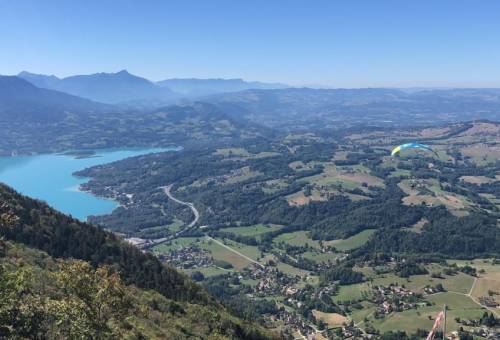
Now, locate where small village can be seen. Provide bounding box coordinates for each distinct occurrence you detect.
[156,245,213,269]
[371,284,424,316]
[149,240,500,340]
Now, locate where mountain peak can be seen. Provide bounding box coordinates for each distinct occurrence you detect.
[17,70,176,104]
[18,71,60,80]
[18,71,35,77]
[116,69,130,75]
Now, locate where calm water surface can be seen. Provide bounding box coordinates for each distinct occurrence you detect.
[0,147,179,221]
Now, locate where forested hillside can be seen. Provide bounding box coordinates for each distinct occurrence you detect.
[73,121,500,338]
[0,184,275,339]
[79,122,500,259]
[0,98,266,156]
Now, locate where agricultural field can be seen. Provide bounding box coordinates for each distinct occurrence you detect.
[369,268,475,294]
[332,282,371,302]
[460,175,499,185]
[220,224,283,237]
[151,237,199,252]
[369,302,485,335]
[92,121,500,339]
[273,230,321,249]
[225,166,263,184]
[301,251,341,263]
[340,262,497,335]
[276,262,311,277]
[312,310,348,328]
[214,147,280,160]
[398,178,473,216]
[302,163,384,190]
[201,238,255,270]
[326,229,376,251]
[261,179,289,194]
[448,259,500,313]
[460,144,500,165]
[286,188,331,206]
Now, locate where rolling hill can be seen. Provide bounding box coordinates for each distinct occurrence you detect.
[208,87,500,129]
[19,71,289,103]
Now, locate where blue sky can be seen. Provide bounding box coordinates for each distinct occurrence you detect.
[1,0,500,87]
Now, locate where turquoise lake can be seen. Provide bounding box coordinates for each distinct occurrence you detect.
[0,147,179,221]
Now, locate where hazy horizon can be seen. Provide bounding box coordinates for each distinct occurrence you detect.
[8,69,500,90]
[2,0,500,87]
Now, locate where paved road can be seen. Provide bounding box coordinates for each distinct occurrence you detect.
[140,185,200,248]
[149,186,266,272]
[205,235,264,268]
[436,276,499,317]
[162,185,199,228]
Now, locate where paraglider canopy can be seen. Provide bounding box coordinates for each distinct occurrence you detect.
[391,142,437,157]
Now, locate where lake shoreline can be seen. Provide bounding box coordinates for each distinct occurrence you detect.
[0,147,180,221]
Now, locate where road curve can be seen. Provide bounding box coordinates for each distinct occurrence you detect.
[162,184,199,228]
[140,185,200,248]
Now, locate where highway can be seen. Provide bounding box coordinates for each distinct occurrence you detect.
[162,184,199,229]
[140,185,200,248]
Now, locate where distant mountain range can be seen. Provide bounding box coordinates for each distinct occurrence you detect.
[157,78,288,97]
[17,70,289,104]
[0,75,267,155]
[0,75,109,122]
[2,71,500,154]
[18,70,177,105]
[208,87,500,129]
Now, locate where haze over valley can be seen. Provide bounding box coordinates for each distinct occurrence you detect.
[0,1,499,339]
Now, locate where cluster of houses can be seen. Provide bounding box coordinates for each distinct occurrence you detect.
[283,313,316,338]
[423,284,445,295]
[372,284,422,315]
[449,327,499,339]
[157,246,213,269]
[235,264,299,296]
[337,322,366,339]
[479,296,499,308]
[470,327,499,339]
[201,167,250,186]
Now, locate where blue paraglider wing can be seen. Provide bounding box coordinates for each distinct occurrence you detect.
[391,143,437,157]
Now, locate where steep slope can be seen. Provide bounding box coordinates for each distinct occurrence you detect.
[0,183,275,339]
[0,183,207,303]
[0,75,108,122]
[19,70,177,104]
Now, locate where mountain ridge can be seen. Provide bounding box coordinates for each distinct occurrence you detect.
[207,87,500,129]
[157,77,288,97]
[18,70,177,104]
[18,70,290,101]
[0,75,110,122]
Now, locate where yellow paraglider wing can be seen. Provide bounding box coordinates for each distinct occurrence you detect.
[391,143,437,157]
[391,145,402,156]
